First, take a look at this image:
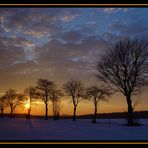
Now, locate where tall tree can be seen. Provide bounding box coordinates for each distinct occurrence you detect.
[4,89,23,118]
[85,86,111,123]
[96,39,148,125]
[50,88,63,120]
[36,79,55,120]
[24,86,38,119]
[0,95,7,118]
[64,79,85,121]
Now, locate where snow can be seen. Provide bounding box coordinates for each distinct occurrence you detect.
[0,118,148,141]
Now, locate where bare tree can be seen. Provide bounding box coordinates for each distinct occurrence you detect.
[96,39,148,125]
[24,86,38,119]
[85,86,111,123]
[36,79,55,120]
[50,88,64,120]
[0,95,7,118]
[63,79,85,121]
[4,89,23,118]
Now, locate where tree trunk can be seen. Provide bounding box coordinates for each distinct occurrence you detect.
[93,103,97,123]
[52,101,55,119]
[10,108,13,118]
[73,105,77,121]
[45,102,48,120]
[26,107,31,119]
[126,95,134,126]
[1,109,3,118]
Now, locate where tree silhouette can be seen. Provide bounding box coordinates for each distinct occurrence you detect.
[4,89,23,118]
[24,86,38,119]
[50,87,63,120]
[85,86,111,123]
[96,39,148,126]
[64,79,85,121]
[0,95,7,118]
[36,79,55,120]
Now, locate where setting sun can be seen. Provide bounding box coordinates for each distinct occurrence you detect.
[25,103,30,109]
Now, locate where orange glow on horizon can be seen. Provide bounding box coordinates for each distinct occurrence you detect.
[3,94,148,116]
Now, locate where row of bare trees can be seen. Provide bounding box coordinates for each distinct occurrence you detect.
[64,39,148,126]
[0,79,64,120]
[64,80,111,122]
[0,78,111,123]
[0,39,147,126]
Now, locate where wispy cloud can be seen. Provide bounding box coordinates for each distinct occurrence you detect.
[59,15,78,22]
[102,8,128,13]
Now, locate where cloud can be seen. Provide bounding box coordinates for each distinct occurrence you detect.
[59,15,78,22]
[0,37,25,67]
[102,8,128,13]
[0,7,148,93]
[33,29,113,85]
[56,25,100,45]
[0,8,62,38]
[109,19,148,37]
[58,30,86,43]
[102,32,129,44]
[0,36,37,69]
[87,21,96,25]
[0,8,80,37]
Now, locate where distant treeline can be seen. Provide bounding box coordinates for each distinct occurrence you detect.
[1,111,148,119]
[79,111,148,119]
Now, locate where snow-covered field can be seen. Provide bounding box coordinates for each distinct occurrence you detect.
[0,118,148,141]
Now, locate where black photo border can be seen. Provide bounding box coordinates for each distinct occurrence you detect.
[0,1,148,144]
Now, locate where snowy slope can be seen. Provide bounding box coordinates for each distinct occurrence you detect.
[0,118,148,141]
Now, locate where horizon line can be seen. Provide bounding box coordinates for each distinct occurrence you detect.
[2,110,148,116]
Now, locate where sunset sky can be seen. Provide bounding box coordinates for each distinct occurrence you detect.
[0,8,148,115]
